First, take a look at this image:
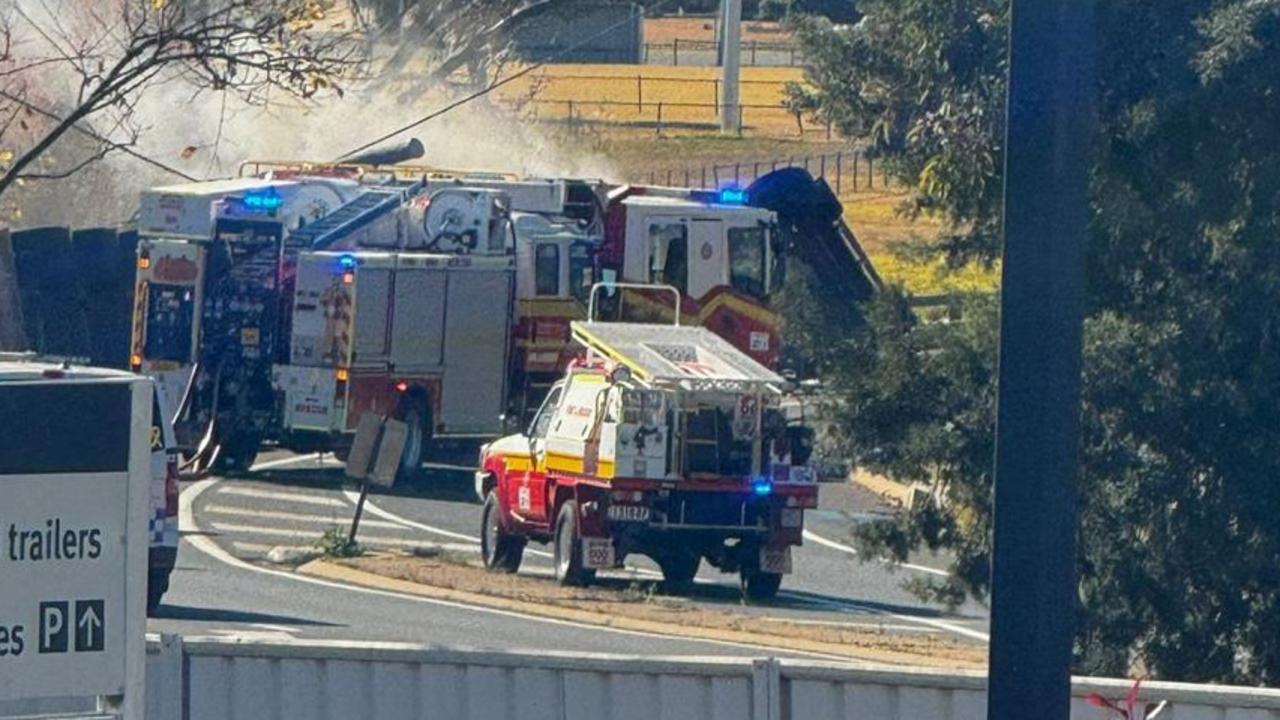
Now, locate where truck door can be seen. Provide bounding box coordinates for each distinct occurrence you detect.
[686,218,726,300]
[516,383,561,524]
[646,219,689,298]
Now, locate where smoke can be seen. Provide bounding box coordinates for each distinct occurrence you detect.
[2,1,619,229]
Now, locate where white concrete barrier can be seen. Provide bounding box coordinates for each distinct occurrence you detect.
[144,635,1280,720]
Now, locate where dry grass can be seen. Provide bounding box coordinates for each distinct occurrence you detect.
[493,64,810,136]
[337,552,987,667]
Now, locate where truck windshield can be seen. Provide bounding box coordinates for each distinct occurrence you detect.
[143,283,195,362]
[728,227,767,298]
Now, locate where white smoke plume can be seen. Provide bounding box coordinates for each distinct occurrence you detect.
[1,0,618,229]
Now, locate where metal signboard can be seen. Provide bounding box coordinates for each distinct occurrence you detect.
[0,376,151,718]
[369,418,408,488]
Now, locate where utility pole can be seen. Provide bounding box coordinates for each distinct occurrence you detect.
[986,1,1096,720]
[718,0,742,134]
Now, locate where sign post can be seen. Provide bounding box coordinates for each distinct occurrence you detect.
[0,376,152,719]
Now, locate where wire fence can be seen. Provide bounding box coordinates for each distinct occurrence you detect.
[508,98,831,138]
[641,39,804,67]
[515,40,804,67]
[638,151,894,196]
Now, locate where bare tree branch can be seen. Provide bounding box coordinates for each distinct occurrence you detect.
[0,0,363,198]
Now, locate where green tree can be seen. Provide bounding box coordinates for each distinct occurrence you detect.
[786,0,1280,684]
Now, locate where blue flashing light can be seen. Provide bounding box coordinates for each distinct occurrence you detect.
[241,188,284,211]
[752,478,773,496]
[718,187,748,205]
[337,253,358,271]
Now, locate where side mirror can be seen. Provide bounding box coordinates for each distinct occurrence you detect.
[499,413,521,435]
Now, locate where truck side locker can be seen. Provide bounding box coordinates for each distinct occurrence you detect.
[440,266,514,435]
[389,263,446,369]
[352,262,392,365]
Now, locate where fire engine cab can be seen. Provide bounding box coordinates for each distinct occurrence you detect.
[476,294,818,600]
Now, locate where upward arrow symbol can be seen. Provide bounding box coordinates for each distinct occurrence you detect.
[78,604,101,648]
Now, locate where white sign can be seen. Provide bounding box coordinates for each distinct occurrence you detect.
[0,376,151,717]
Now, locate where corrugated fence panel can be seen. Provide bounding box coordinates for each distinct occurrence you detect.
[141,635,1280,720]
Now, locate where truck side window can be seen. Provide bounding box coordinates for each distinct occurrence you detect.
[535,244,560,296]
[649,223,688,296]
[728,227,767,298]
[569,243,593,303]
[530,386,563,438]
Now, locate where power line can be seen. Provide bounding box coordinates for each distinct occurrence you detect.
[0,89,200,183]
[335,0,675,161]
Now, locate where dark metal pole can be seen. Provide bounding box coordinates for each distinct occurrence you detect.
[348,479,370,547]
[987,1,1095,720]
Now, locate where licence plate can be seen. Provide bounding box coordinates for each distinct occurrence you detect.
[583,538,615,569]
[607,504,651,523]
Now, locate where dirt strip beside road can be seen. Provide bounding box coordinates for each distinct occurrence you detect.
[300,553,985,668]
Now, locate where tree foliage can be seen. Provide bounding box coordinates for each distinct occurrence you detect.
[787,0,1280,683]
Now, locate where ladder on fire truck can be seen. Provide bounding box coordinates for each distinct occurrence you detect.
[288,181,425,251]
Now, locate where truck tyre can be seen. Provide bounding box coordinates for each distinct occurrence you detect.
[554,500,595,587]
[659,551,700,586]
[481,492,525,573]
[397,404,429,482]
[742,570,783,601]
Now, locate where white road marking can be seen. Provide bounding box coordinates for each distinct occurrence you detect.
[248,453,335,472]
[780,591,990,642]
[217,486,348,508]
[803,529,952,578]
[204,504,404,530]
[180,479,866,663]
[208,522,438,549]
[250,623,300,635]
[758,617,936,633]
[342,490,482,544]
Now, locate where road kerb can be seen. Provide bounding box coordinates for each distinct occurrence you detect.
[298,558,980,668]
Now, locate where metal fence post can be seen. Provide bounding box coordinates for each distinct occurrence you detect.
[637,75,643,112]
[753,162,760,181]
[820,154,827,181]
[701,166,707,188]
[836,153,843,194]
[752,658,782,720]
[826,119,833,141]
[673,38,679,66]
[853,152,859,191]
[713,79,720,113]
[656,101,663,136]
[868,155,874,188]
[737,105,744,137]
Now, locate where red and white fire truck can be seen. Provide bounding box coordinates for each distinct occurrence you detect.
[127,143,878,474]
[476,307,819,599]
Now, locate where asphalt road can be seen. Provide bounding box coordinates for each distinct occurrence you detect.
[149,449,989,658]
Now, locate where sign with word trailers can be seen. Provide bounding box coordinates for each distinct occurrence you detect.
[0,373,152,718]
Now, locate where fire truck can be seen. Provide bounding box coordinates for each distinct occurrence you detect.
[128,142,879,474]
[475,305,819,599]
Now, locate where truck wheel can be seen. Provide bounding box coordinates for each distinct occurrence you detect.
[397,406,427,481]
[742,570,783,601]
[481,492,525,573]
[659,551,701,587]
[554,500,595,587]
